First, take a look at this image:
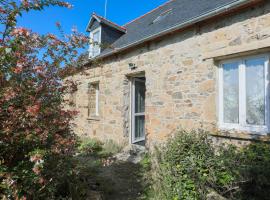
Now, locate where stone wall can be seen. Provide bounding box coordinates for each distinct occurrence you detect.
[68,2,270,147]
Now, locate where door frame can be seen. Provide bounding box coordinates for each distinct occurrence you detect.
[131,77,146,144]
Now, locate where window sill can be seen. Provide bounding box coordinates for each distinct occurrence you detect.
[89,54,100,59]
[218,123,269,135]
[214,124,270,141]
[87,116,100,121]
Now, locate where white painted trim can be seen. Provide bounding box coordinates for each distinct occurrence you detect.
[265,57,270,129]
[218,53,270,134]
[218,63,224,126]
[86,14,126,33]
[85,15,100,33]
[239,60,245,125]
[129,79,132,144]
[89,26,102,58]
[131,78,146,144]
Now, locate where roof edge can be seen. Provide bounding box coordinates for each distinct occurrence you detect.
[85,13,99,32]
[86,13,126,33]
[95,0,260,60]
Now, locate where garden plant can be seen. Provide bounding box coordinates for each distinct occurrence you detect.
[0,0,90,199]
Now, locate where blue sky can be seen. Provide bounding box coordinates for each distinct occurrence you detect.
[17,0,167,36]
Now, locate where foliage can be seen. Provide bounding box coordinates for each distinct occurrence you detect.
[0,0,89,199]
[140,153,151,172]
[240,142,270,200]
[139,153,155,200]
[78,138,103,155]
[78,138,123,158]
[101,139,123,157]
[149,129,270,200]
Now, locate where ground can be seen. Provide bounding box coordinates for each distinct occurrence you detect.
[97,160,144,199]
[77,141,148,200]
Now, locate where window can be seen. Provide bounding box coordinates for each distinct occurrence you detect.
[219,55,269,133]
[89,27,101,58]
[88,82,99,117]
[69,91,77,109]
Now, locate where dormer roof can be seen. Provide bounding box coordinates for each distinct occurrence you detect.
[86,13,126,33]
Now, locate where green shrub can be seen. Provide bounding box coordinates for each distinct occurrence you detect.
[78,138,122,158]
[101,139,123,157]
[139,153,155,200]
[240,142,270,200]
[78,138,103,155]
[150,129,270,200]
[141,153,151,171]
[151,131,240,200]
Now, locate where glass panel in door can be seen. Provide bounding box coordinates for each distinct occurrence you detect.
[135,80,146,113]
[133,78,146,143]
[135,115,145,140]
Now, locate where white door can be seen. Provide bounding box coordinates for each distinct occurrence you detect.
[131,78,146,143]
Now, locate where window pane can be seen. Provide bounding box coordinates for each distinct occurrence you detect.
[135,115,145,139]
[135,80,146,113]
[223,62,239,123]
[246,58,265,125]
[92,31,100,56]
[93,31,100,42]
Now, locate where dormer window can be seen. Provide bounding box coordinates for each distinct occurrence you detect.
[89,27,101,58]
[86,13,126,59]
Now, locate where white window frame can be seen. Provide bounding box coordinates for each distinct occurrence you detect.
[88,82,99,117]
[89,26,101,58]
[131,77,146,144]
[218,54,270,134]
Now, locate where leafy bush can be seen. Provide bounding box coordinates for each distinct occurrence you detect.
[78,138,103,155]
[78,138,122,158]
[139,153,155,200]
[150,129,270,200]
[101,139,123,156]
[240,143,270,200]
[140,153,151,172]
[0,1,89,199]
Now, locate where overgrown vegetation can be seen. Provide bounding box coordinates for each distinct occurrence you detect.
[139,153,154,200]
[0,0,89,199]
[1,136,125,199]
[145,129,270,200]
[78,138,123,157]
[75,138,145,200]
[240,142,270,200]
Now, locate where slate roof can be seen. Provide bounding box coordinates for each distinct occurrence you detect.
[92,0,253,58]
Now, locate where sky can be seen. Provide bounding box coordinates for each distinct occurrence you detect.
[17,0,168,36]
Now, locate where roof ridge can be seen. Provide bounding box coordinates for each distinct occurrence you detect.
[93,13,126,31]
[123,0,176,27]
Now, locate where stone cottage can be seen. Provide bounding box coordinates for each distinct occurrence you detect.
[68,0,270,147]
